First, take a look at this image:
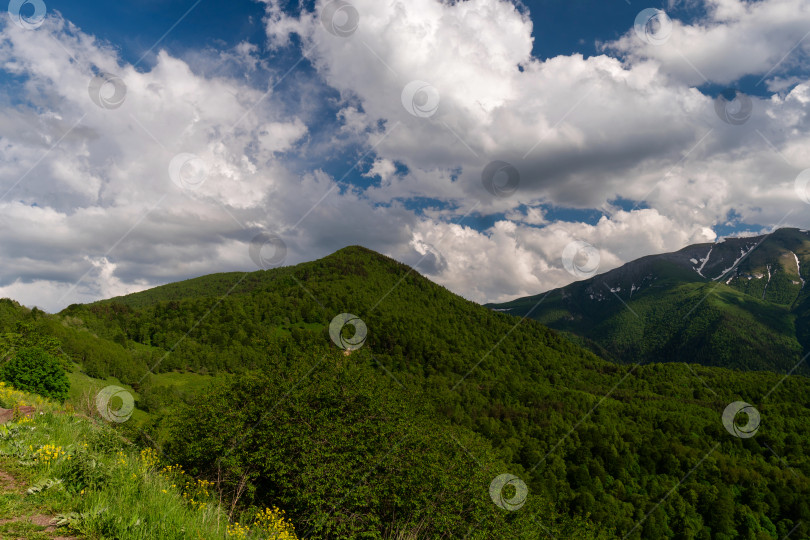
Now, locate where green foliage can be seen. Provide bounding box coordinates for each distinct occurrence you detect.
[0,321,69,368]
[1,245,809,538]
[165,355,604,539]
[0,346,69,401]
[0,383,269,539]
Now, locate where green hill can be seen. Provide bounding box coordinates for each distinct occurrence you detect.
[489,228,810,374]
[0,245,809,538]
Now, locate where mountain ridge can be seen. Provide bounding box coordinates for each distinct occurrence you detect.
[488,227,810,373]
[83,245,406,309]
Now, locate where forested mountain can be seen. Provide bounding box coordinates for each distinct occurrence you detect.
[489,227,810,374]
[1,245,809,538]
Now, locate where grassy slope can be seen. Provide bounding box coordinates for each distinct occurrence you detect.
[490,229,810,373]
[91,272,277,310]
[0,301,264,538]
[0,382,296,539]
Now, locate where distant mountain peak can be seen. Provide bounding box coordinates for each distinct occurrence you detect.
[488,227,810,373]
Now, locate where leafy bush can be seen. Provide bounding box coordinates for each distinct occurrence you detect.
[165,354,569,539]
[0,346,69,401]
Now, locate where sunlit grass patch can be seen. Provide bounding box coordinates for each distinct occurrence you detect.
[0,382,299,539]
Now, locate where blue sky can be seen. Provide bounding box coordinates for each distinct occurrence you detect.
[65,1,640,52]
[1,0,810,310]
[46,0,644,63]
[43,0,269,66]
[39,0,719,60]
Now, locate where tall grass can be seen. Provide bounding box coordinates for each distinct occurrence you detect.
[0,381,297,539]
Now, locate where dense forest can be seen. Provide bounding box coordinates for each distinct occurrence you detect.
[1,246,809,538]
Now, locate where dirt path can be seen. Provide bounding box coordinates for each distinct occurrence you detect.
[0,412,80,540]
[0,407,35,424]
[0,463,80,539]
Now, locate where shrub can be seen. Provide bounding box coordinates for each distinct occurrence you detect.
[0,346,69,401]
[165,354,540,539]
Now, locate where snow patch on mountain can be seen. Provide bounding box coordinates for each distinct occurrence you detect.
[762,265,772,299]
[712,244,759,281]
[792,251,805,288]
[695,246,713,277]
